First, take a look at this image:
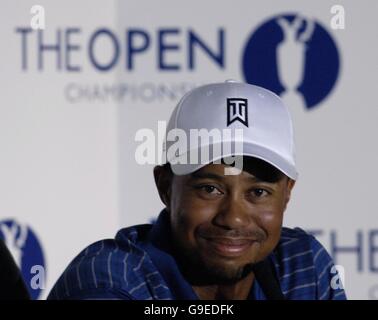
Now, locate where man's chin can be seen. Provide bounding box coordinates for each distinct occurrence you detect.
[205,261,255,284]
[182,258,255,285]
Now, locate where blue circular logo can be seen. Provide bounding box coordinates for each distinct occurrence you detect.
[0,219,46,299]
[242,13,340,109]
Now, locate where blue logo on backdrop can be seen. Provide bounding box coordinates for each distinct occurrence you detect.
[242,14,340,110]
[0,219,45,299]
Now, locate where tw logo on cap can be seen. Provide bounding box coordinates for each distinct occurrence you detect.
[227,98,249,127]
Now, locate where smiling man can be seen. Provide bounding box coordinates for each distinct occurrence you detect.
[153,157,294,300]
[48,81,346,300]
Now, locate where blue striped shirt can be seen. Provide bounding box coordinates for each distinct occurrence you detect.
[48,210,347,300]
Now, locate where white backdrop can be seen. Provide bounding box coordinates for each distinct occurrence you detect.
[0,0,377,299]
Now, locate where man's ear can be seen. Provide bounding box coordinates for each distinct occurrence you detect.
[153,164,173,210]
[283,178,296,210]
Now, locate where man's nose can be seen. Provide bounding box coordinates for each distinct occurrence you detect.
[212,195,252,230]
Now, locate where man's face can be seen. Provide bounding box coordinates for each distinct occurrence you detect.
[155,160,295,284]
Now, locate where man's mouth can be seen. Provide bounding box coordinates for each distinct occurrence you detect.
[202,237,258,257]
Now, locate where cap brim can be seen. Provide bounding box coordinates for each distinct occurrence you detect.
[169,141,298,180]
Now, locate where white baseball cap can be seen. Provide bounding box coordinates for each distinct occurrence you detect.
[164,80,298,180]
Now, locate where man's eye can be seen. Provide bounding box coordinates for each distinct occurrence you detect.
[197,185,222,195]
[251,188,268,198]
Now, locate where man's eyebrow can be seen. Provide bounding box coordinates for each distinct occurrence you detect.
[246,176,260,182]
[247,175,281,185]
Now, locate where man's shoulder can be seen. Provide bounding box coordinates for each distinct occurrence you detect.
[48,224,171,300]
[276,226,331,260]
[273,227,346,300]
[275,226,331,270]
[72,223,154,275]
